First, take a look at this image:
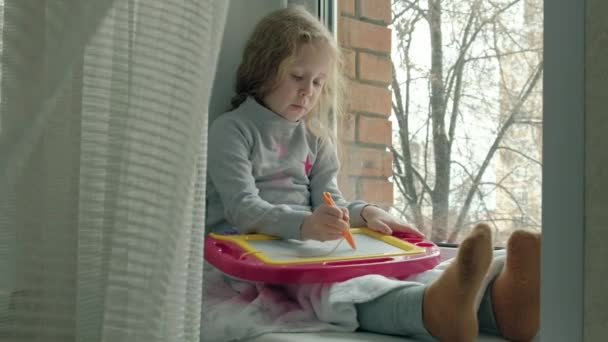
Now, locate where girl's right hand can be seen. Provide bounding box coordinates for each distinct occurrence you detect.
[300,204,349,241]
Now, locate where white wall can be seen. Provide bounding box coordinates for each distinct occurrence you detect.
[209,0,286,123]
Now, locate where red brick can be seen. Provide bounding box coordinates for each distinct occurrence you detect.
[360,0,392,24]
[348,82,391,116]
[358,115,392,145]
[338,114,356,143]
[338,0,355,15]
[338,17,391,53]
[343,146,393,177]
[360,179,394,205]
[342,48,356,79]
[337,174,357,200]
[359,52,392,84]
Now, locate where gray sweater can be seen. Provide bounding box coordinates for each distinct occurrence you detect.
[206,97,367,240]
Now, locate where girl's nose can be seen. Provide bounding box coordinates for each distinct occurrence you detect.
[299,82,313,97]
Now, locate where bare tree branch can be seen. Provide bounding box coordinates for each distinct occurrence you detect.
[450,60,543,239]
[463,47,542,63]
[514,119,542,126]
[444,0,521,108]
[496,146,542,166]
[458,216,541,232]
[390,12,427,230]
[389,0,543,242]
[480,181,541,227]
[446,0,480,150]
[392,147,434,195]
[392,0,428,22]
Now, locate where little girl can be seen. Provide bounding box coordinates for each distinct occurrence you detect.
[205,6,540,342]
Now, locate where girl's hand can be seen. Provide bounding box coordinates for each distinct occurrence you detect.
[300,204,349,241]
[361,205,424,238]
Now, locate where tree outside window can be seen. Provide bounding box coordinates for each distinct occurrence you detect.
[338,0,542,246]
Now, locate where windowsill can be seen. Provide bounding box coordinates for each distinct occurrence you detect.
[245,331,513,341]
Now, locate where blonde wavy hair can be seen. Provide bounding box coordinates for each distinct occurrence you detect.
[231,6,346,143]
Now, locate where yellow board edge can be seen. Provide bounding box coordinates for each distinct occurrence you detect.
[208,228,427,265]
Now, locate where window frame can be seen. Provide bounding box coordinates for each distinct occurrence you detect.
[541,0,584,340]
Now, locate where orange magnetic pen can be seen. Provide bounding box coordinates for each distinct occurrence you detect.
[322,192,357,250]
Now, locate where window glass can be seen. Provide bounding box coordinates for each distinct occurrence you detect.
[337,0,543,246]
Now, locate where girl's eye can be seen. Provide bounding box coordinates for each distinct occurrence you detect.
[291,74,303,80]
[313,80,323,87]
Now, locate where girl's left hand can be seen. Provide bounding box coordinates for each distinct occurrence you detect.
[361,205,424,238]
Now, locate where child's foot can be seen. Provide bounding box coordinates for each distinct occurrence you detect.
[491,230,540,341]
[422,223,493,342]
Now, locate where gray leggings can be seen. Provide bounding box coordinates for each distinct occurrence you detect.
[356,279,500,337]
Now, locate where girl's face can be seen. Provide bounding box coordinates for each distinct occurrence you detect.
[262,42,331,122]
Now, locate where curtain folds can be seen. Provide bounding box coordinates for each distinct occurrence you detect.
[0,0,228,341]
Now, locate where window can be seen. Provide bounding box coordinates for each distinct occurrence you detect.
[337,0,543,246]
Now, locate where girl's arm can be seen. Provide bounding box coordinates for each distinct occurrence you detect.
[307,139,368,227]
[207,117,309,240]
[308,139,424,237]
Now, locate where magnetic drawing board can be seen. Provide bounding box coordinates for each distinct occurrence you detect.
[205,228,442,284]
[225,228,425,265]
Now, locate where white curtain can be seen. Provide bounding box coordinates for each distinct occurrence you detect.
[0,0,228,341]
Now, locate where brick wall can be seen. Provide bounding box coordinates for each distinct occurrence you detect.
[337,0,394,207]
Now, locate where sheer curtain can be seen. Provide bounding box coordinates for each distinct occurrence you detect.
[0,0,228,341]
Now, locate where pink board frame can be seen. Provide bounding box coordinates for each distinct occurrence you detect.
[204,231,441,284]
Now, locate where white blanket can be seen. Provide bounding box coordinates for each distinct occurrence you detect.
[200,251,506,342]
